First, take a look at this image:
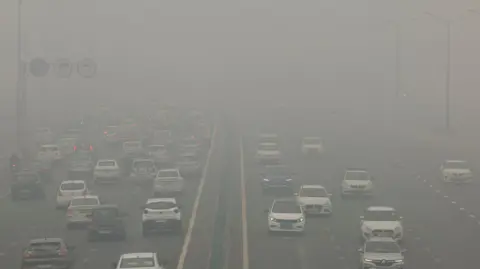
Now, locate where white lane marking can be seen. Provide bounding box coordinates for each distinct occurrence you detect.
[176,124,217,269]
[240,137,249,269]
[469,214,476,218]
[443,195,449,198]
[460,208,465,211]
[451,201,456,204]
[296,242,308,269]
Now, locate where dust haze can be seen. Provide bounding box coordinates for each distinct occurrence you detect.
[1,0,480,153]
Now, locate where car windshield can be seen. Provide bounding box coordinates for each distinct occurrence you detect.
[29,242,61,251]
[149,145,166,152]
[98,161,115,167]
[300,188,328,197]
[61,182,85,191]
[157,170,179,178]
[444,161,469,169]
[71,198,99,206]
[93,208,118,219]
[41,147,58,152]
[16,174,37,182]
[364,210,397,221]
[265,166,289,177]
[146,201,177,210]
[124,142,141,149]
[272,201,301,213]
[303,138,321,144]
[259,144,278,151]
[365,241,400,253]
[346,171,369,181]
[120,257,155,268]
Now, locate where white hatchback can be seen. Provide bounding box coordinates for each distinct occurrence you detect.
[56,180,88,209]
[112,253,167,269]
[37,144,62,162]
[66,195,100,228]
[94,159,121,184]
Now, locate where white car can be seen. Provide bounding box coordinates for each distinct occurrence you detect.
[34,127,54,145]
[301,137,324,155]
[37,144,62,162]
[441,160,473,183]
[130,158,157,185]
[295,185,332,215]
[255,143,281,164]
[104,125,120,143]
[93,159,121,184]
[123,141,144,155]
[259,133,279,145]
[57,137,77,157]
[147,145,172,165]
[141,198,182,236]
[358,237,405,269]
[112,253,168,269]
[360,206,403,242]
[153,169,184,196]
[66,195,100,228]
[341,169,374,197]
[267,198,305,233]
[56,180,88,209]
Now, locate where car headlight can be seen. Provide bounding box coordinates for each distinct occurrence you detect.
[363,259,373,262]
[269,217,277,222]
[394,259,404,263]
[285,178,292,182]
[298,217,305,223]
[263,178,270,182]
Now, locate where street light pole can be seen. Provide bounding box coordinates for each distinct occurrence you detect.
[16,0,28,157]
[445,22,451,130]
[394,23,401,98]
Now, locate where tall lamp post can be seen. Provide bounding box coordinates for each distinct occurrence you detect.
[425,9,478,131]
[16,0,27,157]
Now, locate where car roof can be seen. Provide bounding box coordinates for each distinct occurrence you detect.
[30,238,63,244]
[71,195,98,200]
[61,180,86,184]
[445,160,466,163]
[98,159,116,162]
[366,237,397,243]
[41,144,58,148]
[366,206,395,211]
[301,185,325,190]
[146,198,176,204]
[158,168,179,172]
[121,252,156,259]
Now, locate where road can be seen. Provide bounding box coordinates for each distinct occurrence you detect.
[0,120,223,269]
[227,110,480,269]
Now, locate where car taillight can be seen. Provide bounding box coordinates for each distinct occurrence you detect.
[104,131,108,135]
[58,247,68,256]
[89,145,93,151]
[67,209,74,217]
[23,250,33,258]
[73,146,77,151]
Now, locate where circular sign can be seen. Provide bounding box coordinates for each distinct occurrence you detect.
[55,58,72,78]
[29,57,50,77]
[77,58,97,78]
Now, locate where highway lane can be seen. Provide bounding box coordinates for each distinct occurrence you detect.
[238,117,480,269]
[0,124,218,269]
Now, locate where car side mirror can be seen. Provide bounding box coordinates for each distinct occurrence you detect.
[357,248,363,252]
[111,262,118,268]
[360,216,364,220]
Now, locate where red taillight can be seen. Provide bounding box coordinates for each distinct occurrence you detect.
[73,146,77,151]
[89,145,93,151]
[58,247,68,256]
[67,209,73,217]
[12,164,16,167]
[104,131,108,135]
[23,251,32,258]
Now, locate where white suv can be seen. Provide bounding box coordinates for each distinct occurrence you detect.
[267,198,305,234]
[141,198,182,236]
[56,180,88,209]
[360,206,403,242]
[112,253,167,269]
[441,160,473,183]
[341,169,373,197]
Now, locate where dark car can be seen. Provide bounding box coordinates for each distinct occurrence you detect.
[21,238,75,269]
[87,205,127,241]
[11,170,45,201]
[261,165,294,192]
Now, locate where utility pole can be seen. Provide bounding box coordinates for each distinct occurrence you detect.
[16,0,28,157]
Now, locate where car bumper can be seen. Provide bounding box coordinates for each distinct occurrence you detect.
[22,258,71,269]
[269,222,305,233]
[302,205,332,215]
[444,176,473,183]
[362,262,404,269]
[342,188,372,196]
[143,219,182,232]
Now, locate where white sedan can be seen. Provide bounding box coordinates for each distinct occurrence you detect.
[441,160,473,183]
[94,159,121,184]
[296,185,332,215]
[301,137,324,155]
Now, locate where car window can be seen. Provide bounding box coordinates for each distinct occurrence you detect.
[365,241,400,253]
[70,198,99,206]
[29,242,61,251]
[146,201,177,210]
[303,138,321,144]
[272,201,301,214]
[157,170,179,178]
[120,257,155,268]
[364,210,397,221]
[98,161,116,167]
[93,208,118,219]
[300,188,327,197]
[60,182,85,191]
[41,147,58,152]
[345,171,369,181]
[444,161,469,169]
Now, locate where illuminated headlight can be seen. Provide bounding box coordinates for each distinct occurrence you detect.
[394,260,404,263]
[263,178,270,182]
[363,259,373,262]
[269,217,277,222]
[297,217,305,223]
[285,178,292,182]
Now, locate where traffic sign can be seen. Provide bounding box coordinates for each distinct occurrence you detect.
[29,57,50,77]
[77,58,96,78]
[55,58,72,78]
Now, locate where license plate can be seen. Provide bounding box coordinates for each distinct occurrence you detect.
[280,223,292,229]
[37,265,53,269]
[99,230,112,234]
[156,220,166,223]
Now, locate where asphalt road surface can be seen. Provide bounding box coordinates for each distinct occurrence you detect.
[2,110,480,269]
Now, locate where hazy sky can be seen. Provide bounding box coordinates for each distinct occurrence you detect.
[0,0,479,131]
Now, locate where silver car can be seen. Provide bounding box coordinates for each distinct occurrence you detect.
[130,158,157,186]
[358,237,405,269]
